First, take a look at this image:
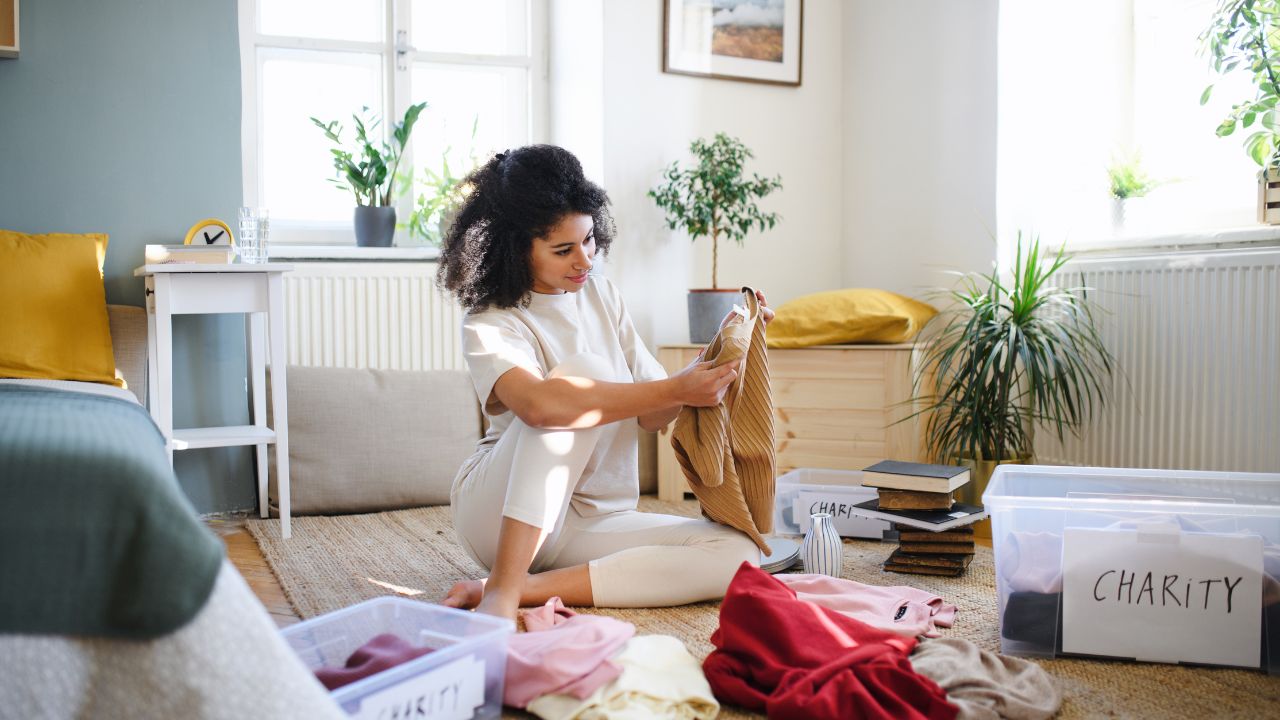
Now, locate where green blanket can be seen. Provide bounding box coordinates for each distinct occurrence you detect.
[0,385,224,638]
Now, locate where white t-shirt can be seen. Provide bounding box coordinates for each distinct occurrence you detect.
[457,275,668,516]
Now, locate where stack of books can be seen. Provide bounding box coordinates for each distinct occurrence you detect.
[857,460,985,577]
[145,244,237,265]
[884,528,976,576]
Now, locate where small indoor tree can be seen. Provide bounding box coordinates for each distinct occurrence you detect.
[648,132,782,289]
[1201,1,1280,171]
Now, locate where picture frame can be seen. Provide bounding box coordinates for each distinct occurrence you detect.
[662,0,803,87]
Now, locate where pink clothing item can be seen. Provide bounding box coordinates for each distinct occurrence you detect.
[775,574,958,638]
[505,598,635,709]
[314,633,433,690]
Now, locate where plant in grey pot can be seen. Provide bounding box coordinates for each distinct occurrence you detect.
[649,133,782,343]
[311,102,427,247]
[904,234,1116,535]
[1201,1,1280,223]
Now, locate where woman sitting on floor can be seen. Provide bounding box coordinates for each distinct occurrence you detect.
[436,144,771,620]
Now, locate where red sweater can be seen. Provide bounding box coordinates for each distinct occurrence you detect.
[703,563,957,720]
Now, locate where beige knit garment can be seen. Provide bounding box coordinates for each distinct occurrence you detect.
[671,287,776,554]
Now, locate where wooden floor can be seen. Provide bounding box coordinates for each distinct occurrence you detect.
[206,516,300,628]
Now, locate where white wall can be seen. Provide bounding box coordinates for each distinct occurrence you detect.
[595,0,846,346]
[841,0,999,296]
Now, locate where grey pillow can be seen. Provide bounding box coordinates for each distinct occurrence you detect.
[269,366,481,514]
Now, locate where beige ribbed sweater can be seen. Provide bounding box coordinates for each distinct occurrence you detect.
[671,287,776,554]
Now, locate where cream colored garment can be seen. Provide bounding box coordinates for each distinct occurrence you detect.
[909,637,1061,720]
[526,634,720,720]
[671,286,776,553]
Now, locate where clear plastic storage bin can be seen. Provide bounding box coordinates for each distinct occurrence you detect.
[281,596,514,718]
[984,465,1280,674]
[775,468,892,539]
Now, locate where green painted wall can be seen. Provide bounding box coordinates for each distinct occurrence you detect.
[0,0,256,513]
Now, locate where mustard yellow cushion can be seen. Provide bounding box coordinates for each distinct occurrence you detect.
[0,230,122,386]
[766,289,938,348]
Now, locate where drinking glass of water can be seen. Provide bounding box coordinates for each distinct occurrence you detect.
[238,206,269,264]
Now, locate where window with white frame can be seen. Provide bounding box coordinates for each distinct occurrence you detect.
[997,0,1263,255]
[239,0,547,245]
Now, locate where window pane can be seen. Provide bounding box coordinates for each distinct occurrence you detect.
[409,63,529,183]
[1132,0,1256,233]
[411,0,528,56]
[258,0,382,43]
[260,51,382,223]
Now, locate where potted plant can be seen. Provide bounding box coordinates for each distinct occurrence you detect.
[1106,152,1162,233]
[1201,1,1280,224]
[402,119,479,246]
[311,102,427,247]
[906,234,1116,530]
[649,133,782,343]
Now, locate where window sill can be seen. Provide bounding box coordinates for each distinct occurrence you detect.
[268,245,440,262]
[1070,224,1280,257]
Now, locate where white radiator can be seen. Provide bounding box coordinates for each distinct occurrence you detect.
[282,262,466,371]
[1036,247,1280,472]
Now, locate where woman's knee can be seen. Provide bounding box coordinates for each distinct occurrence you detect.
[707,526,761,569]
[548,352,616,382]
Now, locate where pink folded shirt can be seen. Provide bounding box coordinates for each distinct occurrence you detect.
[775,574,958,638]
[504,597,635,709]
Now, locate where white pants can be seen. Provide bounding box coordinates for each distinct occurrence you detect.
[450,353,759,607]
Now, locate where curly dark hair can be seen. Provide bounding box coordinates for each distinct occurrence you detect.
[436,144,615,311]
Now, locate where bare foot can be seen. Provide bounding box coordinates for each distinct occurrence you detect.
[473,590,520,622]
[441,579,484,609]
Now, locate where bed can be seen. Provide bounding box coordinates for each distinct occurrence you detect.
[0,305,344,719]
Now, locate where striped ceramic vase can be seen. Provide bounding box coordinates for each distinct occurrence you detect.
[801,512,843,577]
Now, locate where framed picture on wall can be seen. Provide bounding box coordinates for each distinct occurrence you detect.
[662,0,803,87]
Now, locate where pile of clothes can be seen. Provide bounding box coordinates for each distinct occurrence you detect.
[315,563,1062,719]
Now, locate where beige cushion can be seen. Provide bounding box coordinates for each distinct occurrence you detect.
[107,304,148,405]
[269,366,482,514]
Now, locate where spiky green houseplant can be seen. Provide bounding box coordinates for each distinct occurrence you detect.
[311,102,427,207]
[908,235,1116,499]
[648,133,782,289]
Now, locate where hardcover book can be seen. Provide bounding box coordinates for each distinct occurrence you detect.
[860,460,971,493]
[847,498,987,532]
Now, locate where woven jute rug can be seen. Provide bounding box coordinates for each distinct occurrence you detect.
[249,498,1280,719]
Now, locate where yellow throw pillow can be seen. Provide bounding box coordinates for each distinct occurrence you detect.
[767,288,938,348]
[0,230,122,386]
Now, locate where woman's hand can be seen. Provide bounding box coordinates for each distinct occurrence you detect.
[756,290,775,326]
[717,289,776,330]
[670,358,740,407]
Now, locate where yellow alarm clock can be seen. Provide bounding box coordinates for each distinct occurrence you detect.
[183,218,235,246]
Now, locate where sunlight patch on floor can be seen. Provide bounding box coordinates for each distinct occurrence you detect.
[364,577,424,596]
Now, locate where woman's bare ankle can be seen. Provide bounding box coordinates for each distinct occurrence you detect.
[474,585,521,621]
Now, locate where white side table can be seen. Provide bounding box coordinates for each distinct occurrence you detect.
[133,263,295,538]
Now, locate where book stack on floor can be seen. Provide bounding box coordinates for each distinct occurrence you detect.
[858,460,985,578]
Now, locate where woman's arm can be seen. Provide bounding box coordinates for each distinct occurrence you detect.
[492,360,739,430]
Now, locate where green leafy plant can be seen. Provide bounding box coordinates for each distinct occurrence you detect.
[310,102,427,206]
[402,118,480,245]
[1201,0,1280,171]
[906,234,1116,464]
[1106,152,1163,199]
[648,133,782,289]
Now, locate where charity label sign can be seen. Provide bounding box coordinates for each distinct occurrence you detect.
[1061,526,1262,668]
[796,491,889,539]
[349,654,486,720]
